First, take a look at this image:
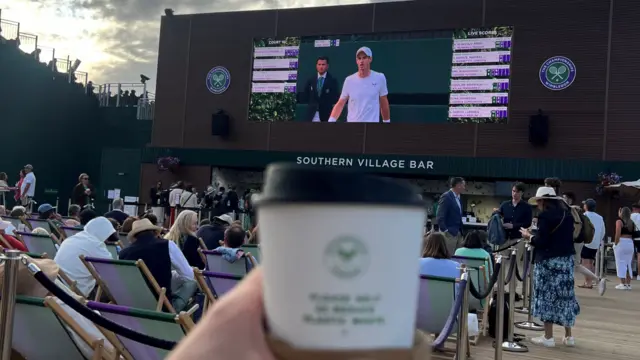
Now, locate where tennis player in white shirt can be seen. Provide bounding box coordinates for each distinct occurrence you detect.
[328,46,391,123]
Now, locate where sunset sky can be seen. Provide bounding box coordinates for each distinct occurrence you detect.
[1,0,397,92]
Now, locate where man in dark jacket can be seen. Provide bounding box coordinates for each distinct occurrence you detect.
[197,214,233,250]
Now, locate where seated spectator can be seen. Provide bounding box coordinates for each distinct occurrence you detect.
[119,219,197,312]
[0,205,6,216]
[120,217,138,233]
[10,206,26,218]
[197,214,232,250]
[37,203,65,228]
[141,212,159,226]
[54,217,115,297]
[104,198,128,225]
[165,210,204,269]
[65,204,82,227]
[455,230,493,282]
[213,226,255,271]
[0,220,28,251]
[419,232,460,278]
[106,218,120,233]
[79,208,98,226]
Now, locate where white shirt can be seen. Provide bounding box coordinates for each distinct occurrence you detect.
[54,230,114,297]
[169,188,183,207]
[21,172,36,197]
[584,211,605,249]
[180,190,198,209]
[168,240,194,280]
[340,71,388,123]
[631,213,640,240]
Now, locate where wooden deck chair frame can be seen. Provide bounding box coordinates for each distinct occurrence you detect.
[19,216,34,231]
[79,255,176,313]
[32,252,85,298]
[47,219,66,240]
[192,268,244,311]
[43,297,114,360]
[198,237,208,251]
[0,233,13,249]
[86,302,197,360]
[13,230,61,256]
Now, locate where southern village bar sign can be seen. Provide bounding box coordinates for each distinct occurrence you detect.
[295,156,434,170]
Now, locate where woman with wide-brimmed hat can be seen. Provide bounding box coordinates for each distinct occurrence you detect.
[520,186,580,348]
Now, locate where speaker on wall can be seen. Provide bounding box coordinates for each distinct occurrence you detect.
[529,109,549,147]
[212,110,230,138]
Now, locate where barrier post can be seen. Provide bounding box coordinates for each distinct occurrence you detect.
[456,268,470,359]
[515,244,543,331]
[0,250,21,360]
[515,243,531,314]
[494,255,505,360]
[502,248,528,352]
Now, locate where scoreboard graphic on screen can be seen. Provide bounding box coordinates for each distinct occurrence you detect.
[248,26,513,124]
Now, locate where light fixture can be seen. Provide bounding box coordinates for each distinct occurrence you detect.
[140,74,150,84]
[165,8,174,16]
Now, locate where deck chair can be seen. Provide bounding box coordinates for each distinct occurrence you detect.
[86,301,195,360]
[199,249,250,275]
[193,269,242,310]
[63,226,83,238]
[198,237,208,250]
[47,219,66,239]
[452,255,490,343]
[81,256,176,313]
[0,233,13,249]
[105,241,123,259]
[15,230,60,257]
[117,232,131,248]
[22,217,49,231]
[2,216,24,230]
[240,244,261,264]
[12,295,108,360]
[417,275,469,358]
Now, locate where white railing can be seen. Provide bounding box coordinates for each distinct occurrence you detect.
[96,83,155,120]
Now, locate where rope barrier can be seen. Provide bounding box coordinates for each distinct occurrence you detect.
[432,278,468,349]
[22,256,177,351]
[515,248,531,282]
[468,258,503,300]
[491,239,522,254]
[503,254,518,285]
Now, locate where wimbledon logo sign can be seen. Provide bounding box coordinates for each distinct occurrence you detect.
[539,56,576,91]
[206,66,231,94]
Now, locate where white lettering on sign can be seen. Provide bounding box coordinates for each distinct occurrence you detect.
[295,157,434,170]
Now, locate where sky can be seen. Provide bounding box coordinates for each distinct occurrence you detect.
[0,0,399,93]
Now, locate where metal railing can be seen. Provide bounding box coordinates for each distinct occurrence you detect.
[96,83,155,120]
[0,18,19,40]
[18,32,37,54]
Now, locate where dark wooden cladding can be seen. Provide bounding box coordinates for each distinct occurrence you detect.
[153,0,635,161]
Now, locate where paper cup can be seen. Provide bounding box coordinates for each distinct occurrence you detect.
[255,164,426,350]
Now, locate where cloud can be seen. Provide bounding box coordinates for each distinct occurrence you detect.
[23,0,393,90]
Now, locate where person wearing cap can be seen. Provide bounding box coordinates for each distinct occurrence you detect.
[119,218,197,311]
[0,219,28,251]
[303,56,340,122]
[20,164,36,208]
[54,217,117,297]
[519,186,579,347]
[631,203,640,280]
[328,46,391,123]
[197,213,233,249]
[38,203,65,228]
[579,199,605,289]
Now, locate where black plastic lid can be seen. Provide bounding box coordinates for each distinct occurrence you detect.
[253,163,425,207]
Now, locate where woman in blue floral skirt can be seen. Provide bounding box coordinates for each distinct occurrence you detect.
[520,186,580,348]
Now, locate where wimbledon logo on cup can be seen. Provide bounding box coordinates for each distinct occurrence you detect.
[206,66,231,94]
[539,56,576,91]
[324,236,370,279]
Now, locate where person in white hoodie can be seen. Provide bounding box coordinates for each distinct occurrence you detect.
[54,216,116,297]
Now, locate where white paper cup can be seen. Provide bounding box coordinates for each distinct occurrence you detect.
[255,164,426,350]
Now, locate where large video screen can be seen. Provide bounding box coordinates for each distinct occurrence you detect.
[248,26,513,124]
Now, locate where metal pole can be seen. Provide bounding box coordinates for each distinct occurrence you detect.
[515,247,544,331]
[494,255,505,360]
[116,83,122,107]
[502,248,528,352]
[0,250,22,360]
[34,36,38,60]
[55,197,59,212]
[515,244,530,314]
[456,269,470,360]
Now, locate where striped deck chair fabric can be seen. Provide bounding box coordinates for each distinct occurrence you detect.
[3,216,23,230]
[25,217,49,231]
[12,296,90,360]
[240,244,261,264]
[416,275,459,335]
[86,301,188,360]
[195,270,242,303]
[15,231,59,257]
[62,226,83,238]
[82,256,173,312]
[201,250,248,276]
